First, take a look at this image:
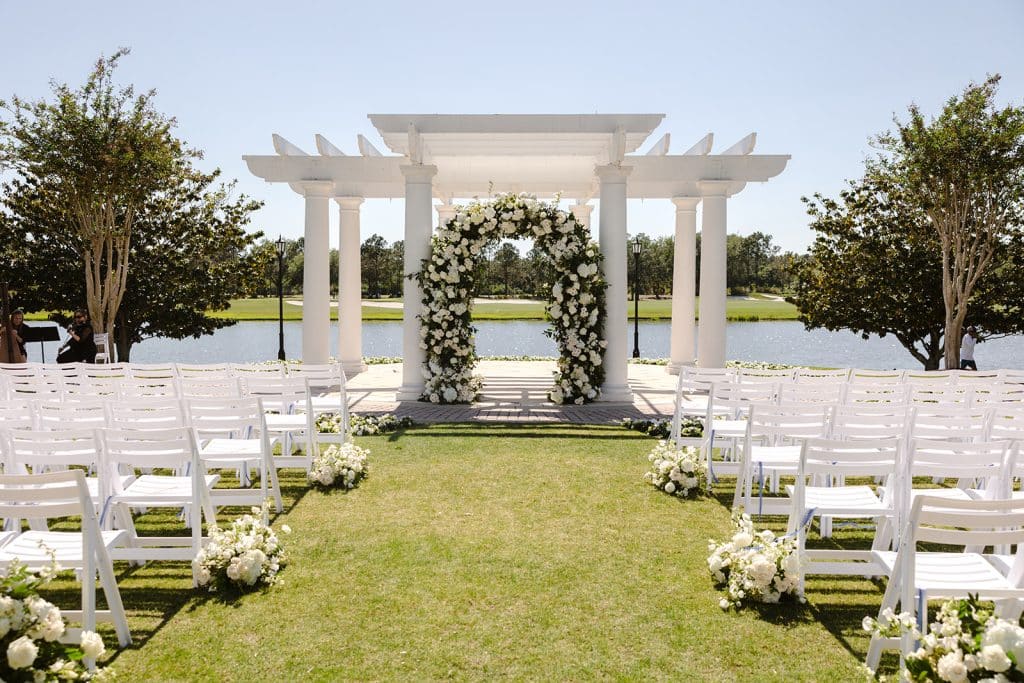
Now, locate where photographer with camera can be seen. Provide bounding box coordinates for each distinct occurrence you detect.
[57,308,97,364]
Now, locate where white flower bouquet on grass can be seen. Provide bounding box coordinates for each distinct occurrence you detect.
[0,560,111,681]
[707,510,801,609]
[643,441,706,497]
[864,595,1024,681]
[308,442,370,490]
[315,412,414,436]
[193,507,290,593]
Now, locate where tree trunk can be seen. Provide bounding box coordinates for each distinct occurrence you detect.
[115,311,131,362]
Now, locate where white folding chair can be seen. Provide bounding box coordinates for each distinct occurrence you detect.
[788,437,903,591]
[904,438,1013,507]
[0,469,131,647]
[0,399,36,431]
[842,382,909,405]
[100,427,218,567]
[865,495,1024,670]
[186,397,282,516]
[35,399,109,430]
[241,376,315,471]
[175,363,233,379]
[829,404,909,442]
[230,362,286,379]
[92,334,111,364]
[733,402,829,515]
[2,428,111,510]
[118,376,179,401]
[127,363,178,381]
[735,367,796,384]
[777,382,843,405]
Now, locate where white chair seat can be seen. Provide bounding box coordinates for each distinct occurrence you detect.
[873,550,1018,595]
[112,474,220,504]
[791,485,887,516]
[0,530,128,568]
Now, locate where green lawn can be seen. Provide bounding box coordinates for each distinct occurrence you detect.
[203,296,799,322]
[92,424,875,681]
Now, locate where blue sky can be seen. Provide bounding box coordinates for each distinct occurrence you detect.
[2,0,1022,252]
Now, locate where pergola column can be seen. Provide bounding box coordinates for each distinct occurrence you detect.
[398,164,438,400]
[336,196,366,376]
[668,197,700,374]
[571,201,593,230]
[299,181,334,364]
[595,165,633,402]
[435,202,457,229]
[697,181,730,368]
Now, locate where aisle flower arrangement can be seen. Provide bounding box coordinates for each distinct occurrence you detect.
[864,596,1024,681]
[315,412,414,436]
[0,560,111,681]
[623,417,703,439]
[194,507,289,593]
[707,510,801,609]
[414,193,607,405]
[643,441,706,497]
[308,442,370,490]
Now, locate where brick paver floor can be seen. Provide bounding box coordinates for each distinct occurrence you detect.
[346,361,677,425]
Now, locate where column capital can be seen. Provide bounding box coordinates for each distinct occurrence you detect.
[335,196,364,210]
[594,164,633,182]
[400,164,438,183]
[671,196,701,211]
[298,180,335,197]
[697,180,733,197]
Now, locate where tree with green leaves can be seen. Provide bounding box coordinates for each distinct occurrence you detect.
[0,48,190,344]
[874,75,1024,367]
[0,163,267,360]
[796,98,1024,369]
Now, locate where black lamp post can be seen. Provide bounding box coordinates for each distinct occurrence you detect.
[276,235,286,361]
[632,237,642,359]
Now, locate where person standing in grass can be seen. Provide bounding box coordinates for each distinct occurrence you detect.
[960,325,979,371]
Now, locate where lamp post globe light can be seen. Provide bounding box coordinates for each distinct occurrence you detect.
[276,235,286,361]
[632,236,642,359]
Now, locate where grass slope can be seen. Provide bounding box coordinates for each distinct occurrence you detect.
[104,424,870,681]
[204,296,799,322]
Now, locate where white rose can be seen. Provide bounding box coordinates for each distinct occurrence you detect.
[663,481,676,494]
[80,630,106,660]
[731,531,753,548]
[443,387,457,402]
[979,644,1012,673]
[936,651,968,683]
[7,635,38,669]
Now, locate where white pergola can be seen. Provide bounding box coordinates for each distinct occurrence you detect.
[244,114,789,401]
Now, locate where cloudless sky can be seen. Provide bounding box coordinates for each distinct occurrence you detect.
[2,0,1022,252]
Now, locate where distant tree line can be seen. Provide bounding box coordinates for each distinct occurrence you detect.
[251,231,800,298]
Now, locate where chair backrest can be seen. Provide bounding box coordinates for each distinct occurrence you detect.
[986,405,1024,445]
[745,402,830,446]
[999,369,1024,385]
[735,367,796,384]
[676,367,734,394]
[287,362,346,386]
[100,427,201,491]
[908,405,990,443]
[4,428,102,474]
[127,363,178,381]
[902,370,956,385]
[5,373,62,400]
[106,398,187,430]
[0,400,36,430]
[842,382,909,405]
[177,376,242,399]
[908,384,972,408]
[848,369,905,384]
[777,382,843,405]
[175,363,233,379]
[231,362,286,378]
[907,438,1013,497]
[79,362,128,379]
[185,396,266,439]
[830,404,909,441]
[798,438,903,507]
[707,381,777,422]
[953,370,1002,386]
[240,376,308,413]
[0,469,97,526]
[34,399,108,430]
[793,367,851,384]
[118,376,179,400]
[64,375,122,400]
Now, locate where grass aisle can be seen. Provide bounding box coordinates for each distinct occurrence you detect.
[110,424,869,681]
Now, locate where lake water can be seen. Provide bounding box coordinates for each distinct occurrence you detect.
[23,320,1024,370]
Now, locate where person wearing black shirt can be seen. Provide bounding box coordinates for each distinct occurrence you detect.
[57,308,97,364]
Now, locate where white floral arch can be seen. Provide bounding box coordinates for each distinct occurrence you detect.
[415,193,607,404]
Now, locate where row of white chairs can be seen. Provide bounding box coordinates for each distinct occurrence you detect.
[677,365,1024,389]
[0,360,344,380]
[768,438,1024,669]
